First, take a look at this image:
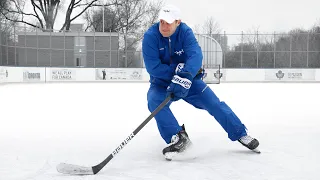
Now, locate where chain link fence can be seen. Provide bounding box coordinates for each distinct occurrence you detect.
[0,24,319,68]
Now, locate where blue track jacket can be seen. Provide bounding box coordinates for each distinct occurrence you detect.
[142,22,203,87]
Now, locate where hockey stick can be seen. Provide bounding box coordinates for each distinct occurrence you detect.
[56,94,172,175]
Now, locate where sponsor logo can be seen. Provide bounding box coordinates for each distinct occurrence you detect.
[112,133,135,156]
[172,75,191,89]
[95,69,108,80]
[276,70,284,80]
[0,68,8,80]
[23,71,40,81]
[288,72,302,79]
[51,69,74,80]
[96,69,142,81]
[214,70,223,79]
[130,71,141,80]
[102,69,106,80]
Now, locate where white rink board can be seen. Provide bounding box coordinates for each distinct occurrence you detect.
[1,66,320,84]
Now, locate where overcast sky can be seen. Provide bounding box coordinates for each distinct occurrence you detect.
[23,0,320,34]
[161,0,320,33]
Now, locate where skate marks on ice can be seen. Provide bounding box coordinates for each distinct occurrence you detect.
[163,137,215,161]
[0,157,53,180]
[228,146,262,154]
[163,135,261,162]
[163,144,198,161]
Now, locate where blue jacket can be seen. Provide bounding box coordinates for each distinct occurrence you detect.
[142,22,203,87]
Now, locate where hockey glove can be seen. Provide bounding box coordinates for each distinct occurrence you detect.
[167,71,192,101]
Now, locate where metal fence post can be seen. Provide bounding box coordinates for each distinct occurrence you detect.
[36,27,39,66]
[77,30,80,67]
[117,31,120,68]
[109,29,112,67]
[241,31,243,67]
[307,32,309,68]
[256,31,259,68]
[14,25,16,65]
[125,33,127,67]
[223,31,226,68]
[50,30,52,66]
[6,21,8,65]
[0,22,2,65]
[274,32,276,68]
[93,29,96,67]
[24,24,27,66]
[102,3,105,33]
[219,34,222,68]
[64,29,66,66]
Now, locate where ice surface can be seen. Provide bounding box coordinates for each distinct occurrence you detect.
[0,82,319,180]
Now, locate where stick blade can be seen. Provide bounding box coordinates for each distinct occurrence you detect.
[56,163,94,175]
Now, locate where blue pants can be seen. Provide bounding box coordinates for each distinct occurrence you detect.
[147,80,247,144]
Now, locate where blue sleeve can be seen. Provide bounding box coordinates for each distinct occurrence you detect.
[181,29,203,78]
[142,32,174,81]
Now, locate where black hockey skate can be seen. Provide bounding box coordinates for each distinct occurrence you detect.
[163,124,191,161]
[238,135,260,153]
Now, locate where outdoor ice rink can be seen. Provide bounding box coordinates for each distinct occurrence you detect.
[0,82,319,180]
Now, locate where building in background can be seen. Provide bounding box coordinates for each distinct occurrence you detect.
[17,24,120,67]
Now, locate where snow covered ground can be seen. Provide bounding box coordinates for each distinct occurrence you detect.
[0,82,319,180]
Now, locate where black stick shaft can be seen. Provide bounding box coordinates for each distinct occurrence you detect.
[92,95,172,174]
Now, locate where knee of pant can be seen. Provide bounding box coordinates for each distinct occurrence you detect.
[147,98,160,112]
[209,100,228,109]
[219,101,234,114]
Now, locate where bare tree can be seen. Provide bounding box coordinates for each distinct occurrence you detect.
[0,0,18,65]
[315,18,320,26]
[139,0,162,33]
[0,0,16,39]
[193,16,222,45]
[202,16,221,36]
[84,0,162,67]
[118,0,162,67]
[192,24,201,34]
[84,5,119,32]
[1,0,121,31]
[241,26,260,45]
[85,0,162,34]
[0,0,8,14]
[116,0,162,49]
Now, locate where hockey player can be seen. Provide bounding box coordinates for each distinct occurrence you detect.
[142,4,259,160]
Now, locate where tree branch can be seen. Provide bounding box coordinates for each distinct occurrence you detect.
[30,0,44,29]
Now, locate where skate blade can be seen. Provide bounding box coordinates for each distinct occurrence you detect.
[164,152,177,161]
[252,148,261,154]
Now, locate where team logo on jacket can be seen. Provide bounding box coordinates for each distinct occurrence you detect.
[175,49,184,56]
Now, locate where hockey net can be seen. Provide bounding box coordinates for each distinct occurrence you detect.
[202,64,222,84]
